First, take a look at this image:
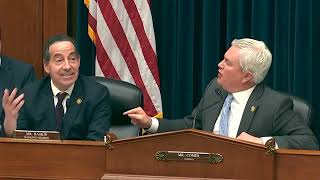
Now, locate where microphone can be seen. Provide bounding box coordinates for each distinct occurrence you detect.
[192,88,223,129]
[192,108,201,129]
[215,88,222,96]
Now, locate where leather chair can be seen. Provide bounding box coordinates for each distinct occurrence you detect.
[287,94,312,126]
[92,76,143,139]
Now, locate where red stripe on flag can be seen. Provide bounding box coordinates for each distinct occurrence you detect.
[95,36,120,79]
[98,0,157,115]
[123,0,160,87]
[147,0,151,8]
[88,13,97,33]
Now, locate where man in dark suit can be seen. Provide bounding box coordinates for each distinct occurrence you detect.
[4,34,111,140]
[124,38,318,150]
[0,26,36,136]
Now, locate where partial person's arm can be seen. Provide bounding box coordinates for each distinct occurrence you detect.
[236,132,280,148]
[237,97,318,150]
[236,97,318,150]
[123,107,153,129]
[272,97,318,150]
[21,65,36,87]
[2,88,24,137]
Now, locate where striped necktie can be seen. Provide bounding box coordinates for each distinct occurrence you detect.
[55,92,67,131]
[219,94,233,136]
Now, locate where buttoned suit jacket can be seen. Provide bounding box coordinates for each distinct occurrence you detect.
[17,75,111,140]
[158,78,318,150]
[0,56,36,136]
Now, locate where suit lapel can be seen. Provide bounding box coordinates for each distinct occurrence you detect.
[39,78,57,130]
[62,78,83,137]
[237,83,264,136]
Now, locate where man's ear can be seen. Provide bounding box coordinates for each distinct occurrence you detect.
[43,61,50,74]
[242,71,253,83]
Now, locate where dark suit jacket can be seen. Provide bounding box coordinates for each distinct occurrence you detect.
[17,75,112,140]
[158,78,318,150]
[0,56,36,136]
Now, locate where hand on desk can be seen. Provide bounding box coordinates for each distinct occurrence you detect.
[123,107,152,129]
[236,132,263,145]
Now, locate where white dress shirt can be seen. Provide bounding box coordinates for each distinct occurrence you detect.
[213,86,255,137]
[51,80,74,114]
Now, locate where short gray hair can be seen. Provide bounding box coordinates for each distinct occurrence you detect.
[232,38,272,84]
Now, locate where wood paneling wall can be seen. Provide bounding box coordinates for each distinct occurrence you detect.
[0,0,67,78]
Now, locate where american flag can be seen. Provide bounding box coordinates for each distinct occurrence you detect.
[85,0,162,117]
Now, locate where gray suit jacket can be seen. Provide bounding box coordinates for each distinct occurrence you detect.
[158,78,318,150]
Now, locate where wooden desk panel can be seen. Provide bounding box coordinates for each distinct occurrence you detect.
[0,138,105,179]
[105,130,274,180]
[0,130,319,180]
[276,149,320,180]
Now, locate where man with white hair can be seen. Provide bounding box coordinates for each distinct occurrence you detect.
[124,38,318,150]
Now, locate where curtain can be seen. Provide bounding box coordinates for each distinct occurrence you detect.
[151,0,318,138]
[71,0,318,139]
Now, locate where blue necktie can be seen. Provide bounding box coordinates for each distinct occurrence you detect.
[219,94,233,136]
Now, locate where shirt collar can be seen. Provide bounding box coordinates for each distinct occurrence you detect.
[50,80,74,97]
[231,85,256,105]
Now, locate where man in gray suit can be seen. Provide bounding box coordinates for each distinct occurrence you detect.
[124,38,318,150]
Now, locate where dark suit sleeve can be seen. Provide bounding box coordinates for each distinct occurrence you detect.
[20,65,36,88]
[16,66,36,130]
[273,98,319,150]
[1,60,36,136]
[16,102,28,130]
[158,108,199,132]
[158,78,217,132]
[86,87,112,140]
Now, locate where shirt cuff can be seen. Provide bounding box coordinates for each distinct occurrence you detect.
[261,137,279,149]
[146,117,159,133]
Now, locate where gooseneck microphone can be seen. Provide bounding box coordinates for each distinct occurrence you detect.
[191,88,223,129]
[192,108,201,129]
[215,88,222,96]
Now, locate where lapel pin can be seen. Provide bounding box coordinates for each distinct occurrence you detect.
[76,98,82,105]
[251,106,256,112]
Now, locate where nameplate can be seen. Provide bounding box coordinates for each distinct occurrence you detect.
[155,151,223,164]
[13,130,60,140]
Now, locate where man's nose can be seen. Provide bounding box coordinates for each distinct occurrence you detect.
[62,60,71,69]
[218,60,224,68]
